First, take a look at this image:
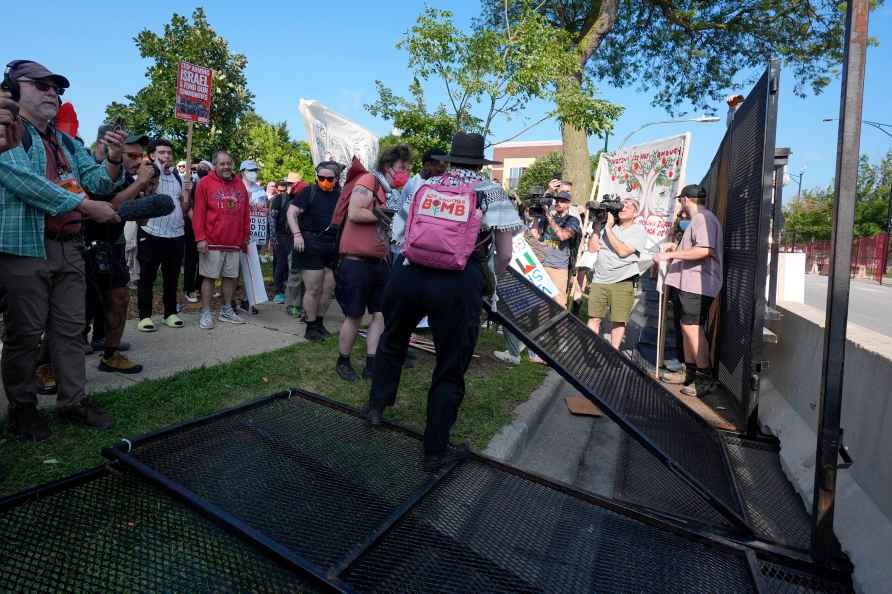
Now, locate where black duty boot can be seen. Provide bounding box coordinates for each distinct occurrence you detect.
[423,445,471,473]
[8,405,50,441]
[336,355,358,382]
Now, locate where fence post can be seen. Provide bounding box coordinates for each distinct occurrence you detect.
[878,233,889,284]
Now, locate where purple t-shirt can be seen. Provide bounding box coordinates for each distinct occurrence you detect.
[665,209,723,297]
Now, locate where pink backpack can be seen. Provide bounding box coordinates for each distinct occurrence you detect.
[403,176,484,270]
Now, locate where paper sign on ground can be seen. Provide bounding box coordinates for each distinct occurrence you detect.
[175,62,213,124]
[509,235,559,299]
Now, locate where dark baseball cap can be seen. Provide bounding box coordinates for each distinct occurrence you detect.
[421,148,444,164]
[555,191,572,202]
[124,133,149,146]
[677,184,706,200]
[7,60,70,90]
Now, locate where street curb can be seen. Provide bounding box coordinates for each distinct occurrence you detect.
[483,370,564,462]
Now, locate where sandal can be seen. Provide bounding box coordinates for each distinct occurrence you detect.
[163,314,185,328]
[137,318,156,332]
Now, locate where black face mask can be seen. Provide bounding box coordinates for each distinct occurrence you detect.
[197,169,209,178]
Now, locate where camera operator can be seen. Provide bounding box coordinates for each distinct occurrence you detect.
[586,198,647,349]
[529,190,580,307]
[84,130,154,375]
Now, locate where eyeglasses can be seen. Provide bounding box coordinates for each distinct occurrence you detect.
[317,175,335,182]
[19,78,65,96]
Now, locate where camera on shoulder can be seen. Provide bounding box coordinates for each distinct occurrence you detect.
[586,194,624,226]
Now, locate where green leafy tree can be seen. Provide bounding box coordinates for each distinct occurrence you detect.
[483,0,875,210]
[516,152,563,200]
[105,8,254,160]
[239,112,314,184]
[370,6,622,178]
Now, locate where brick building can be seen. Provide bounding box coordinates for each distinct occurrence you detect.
[489,140,563,193]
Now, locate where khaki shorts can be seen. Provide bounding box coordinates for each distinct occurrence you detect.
[588,281,636,323]
[199,250,240,279]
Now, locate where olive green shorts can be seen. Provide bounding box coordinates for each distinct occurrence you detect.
[587,281,637,323]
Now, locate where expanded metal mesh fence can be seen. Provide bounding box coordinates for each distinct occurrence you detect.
[492,268,748,530]
[0,467,322,594]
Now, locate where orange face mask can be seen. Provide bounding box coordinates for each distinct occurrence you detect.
[318,179,335,192]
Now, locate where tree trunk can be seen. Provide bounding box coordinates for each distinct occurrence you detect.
[561,117,592,206]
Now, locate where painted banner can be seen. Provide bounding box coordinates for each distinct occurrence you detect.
[299,99,378,171]
[593,132,691,253]
[175,62,213,124]
[509,235,559,299]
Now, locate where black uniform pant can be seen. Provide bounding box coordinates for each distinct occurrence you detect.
[273,233,292,294]
[369,258,484,456]
[137,229,184,320]
[182,218,201,295]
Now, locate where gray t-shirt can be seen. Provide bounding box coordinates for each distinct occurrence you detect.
[591,223,648,284]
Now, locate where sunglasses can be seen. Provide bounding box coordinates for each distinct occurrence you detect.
[317,175,335,182]
[20,78,65,96]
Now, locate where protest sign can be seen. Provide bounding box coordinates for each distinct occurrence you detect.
[509,235,559,299]
[299,99,378,170]
[593,133,691,253]
[175,62,213,124]
[249,201,269,245]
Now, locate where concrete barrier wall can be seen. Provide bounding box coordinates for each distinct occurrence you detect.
[761,302,892,593]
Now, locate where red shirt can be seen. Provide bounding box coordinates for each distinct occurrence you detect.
[192,171,251,251]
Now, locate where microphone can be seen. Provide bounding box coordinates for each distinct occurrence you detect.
[116,194,175,222]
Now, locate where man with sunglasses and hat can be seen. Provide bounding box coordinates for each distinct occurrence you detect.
[364,132,523,472]
[654,184,723,397]
[0,60,124,440]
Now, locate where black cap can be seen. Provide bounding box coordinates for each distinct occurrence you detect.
[6,60,70,90]
[124,133,150,146]
[555,191,572,202]
[677,184,706,200]
[421,148,444,164]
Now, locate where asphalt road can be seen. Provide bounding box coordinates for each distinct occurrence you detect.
[803,273,892,338]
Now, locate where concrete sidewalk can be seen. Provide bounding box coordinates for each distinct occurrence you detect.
[0,302,345,419]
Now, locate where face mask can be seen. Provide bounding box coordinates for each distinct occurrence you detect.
[679,220,691,232]
[391,169,410,189]
[318,179,335,192]
[243,171,258,183]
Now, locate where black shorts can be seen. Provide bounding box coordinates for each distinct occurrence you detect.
[336,257,388,318]
[86,242,130,290]
[293,250,338,271]
[670,287,714,326]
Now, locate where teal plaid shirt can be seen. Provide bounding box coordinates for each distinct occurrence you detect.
[0,121,124,258]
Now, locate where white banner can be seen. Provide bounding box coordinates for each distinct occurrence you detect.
[299,99,379,170]
[240,243,268,306]
[509,235,559,299]
[593,133,691,253]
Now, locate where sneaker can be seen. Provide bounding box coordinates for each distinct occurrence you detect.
[8,405,50,441]
[423,445,471,473]
[493,350,521,365]
[57,398,113,430]
[91,338,130,352]
[35,363,57,395]
[185,291,199,303]
[219,307,246,325]
[660,370,687,385]
[304,324,326,342]
[273,293,285,304]
[336,358,358,382]
[361,403,384,427]
[199,309,215,330]
[98,352,143,374]
[137,318,157,332]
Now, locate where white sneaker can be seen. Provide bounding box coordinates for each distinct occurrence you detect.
[199,309,215,330]
[493,350,521,365]
[218,307,246,324]
[185,292,199,303]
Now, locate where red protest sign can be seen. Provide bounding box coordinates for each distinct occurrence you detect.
[175,61,213,124]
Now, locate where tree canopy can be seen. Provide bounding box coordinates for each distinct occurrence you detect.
[239,113,315,184]
[104,8,254,160]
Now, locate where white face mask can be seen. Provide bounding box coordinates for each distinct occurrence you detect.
[243,171,258,183]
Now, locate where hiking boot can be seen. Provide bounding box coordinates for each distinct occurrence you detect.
[493,350,521,365]
[57,398,113,430]
[336,358,358,382]
[361,403,384,427]
[304,323,326,342]
[35,363,57,395]
[423,445,471,473]
[219,307,246,325]
[91,338,130,352]
[98,352,143,375]
[199,309,215,330]
[8,405,50,441]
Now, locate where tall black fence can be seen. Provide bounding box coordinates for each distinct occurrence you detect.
[701,61,780,425]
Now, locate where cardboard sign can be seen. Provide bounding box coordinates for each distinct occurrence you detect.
[249,202,269,245]
[175,62,213,124]
[239,243,268,306]
[509,235,559,299]
[593,133,691,253]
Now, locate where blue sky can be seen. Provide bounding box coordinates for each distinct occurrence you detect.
[6,1,891,197]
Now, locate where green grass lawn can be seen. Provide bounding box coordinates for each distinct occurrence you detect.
[0,328,548,496]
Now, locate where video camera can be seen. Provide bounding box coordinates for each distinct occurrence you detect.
[587,194,624,226]
[526,186,553,218]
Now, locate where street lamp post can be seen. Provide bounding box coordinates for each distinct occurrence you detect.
[616,115,721,150]
[823,118,892,283]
